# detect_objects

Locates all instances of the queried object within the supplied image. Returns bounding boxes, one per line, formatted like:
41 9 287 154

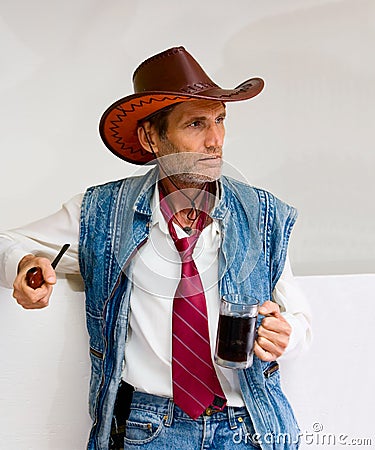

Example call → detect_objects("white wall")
1 274 374 449
0 276 91 449
0 0 374 275
281 275 375 449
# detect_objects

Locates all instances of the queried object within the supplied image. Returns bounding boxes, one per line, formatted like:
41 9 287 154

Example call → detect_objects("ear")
137 123 159 155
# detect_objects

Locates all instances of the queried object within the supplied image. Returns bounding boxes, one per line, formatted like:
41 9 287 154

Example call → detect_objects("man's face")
154 100 226 185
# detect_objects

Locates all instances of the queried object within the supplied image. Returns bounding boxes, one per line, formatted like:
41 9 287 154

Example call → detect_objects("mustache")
203 145 222 155
156 151 222 165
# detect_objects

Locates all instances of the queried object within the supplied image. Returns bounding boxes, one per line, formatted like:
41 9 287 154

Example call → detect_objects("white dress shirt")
0 189 312 406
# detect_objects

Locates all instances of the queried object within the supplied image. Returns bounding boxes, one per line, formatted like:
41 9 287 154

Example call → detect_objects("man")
0 47 311 449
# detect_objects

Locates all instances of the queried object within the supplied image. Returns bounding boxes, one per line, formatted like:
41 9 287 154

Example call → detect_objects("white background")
1 1 374 449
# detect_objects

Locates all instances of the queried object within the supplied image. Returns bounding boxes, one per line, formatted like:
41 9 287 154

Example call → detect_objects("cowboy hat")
99 46 264 165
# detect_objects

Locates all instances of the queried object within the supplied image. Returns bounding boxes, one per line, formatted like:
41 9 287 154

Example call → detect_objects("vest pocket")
90 347 104 359
89 347 104 420
86 312 105 355
263 361 281 393
263 361 279 379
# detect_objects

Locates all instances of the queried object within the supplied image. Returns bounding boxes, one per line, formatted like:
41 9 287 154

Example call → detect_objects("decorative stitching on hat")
217 82 256 99
107 95 187 153
180 82 217 94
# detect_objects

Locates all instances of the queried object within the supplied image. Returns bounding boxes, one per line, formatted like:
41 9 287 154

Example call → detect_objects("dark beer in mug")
214 295 259 369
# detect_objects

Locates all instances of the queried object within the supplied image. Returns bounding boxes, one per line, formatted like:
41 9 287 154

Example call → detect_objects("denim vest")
79 167 300 450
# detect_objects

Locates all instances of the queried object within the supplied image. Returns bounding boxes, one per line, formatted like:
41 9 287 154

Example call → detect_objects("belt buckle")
204 406 219 416
204 396 226 416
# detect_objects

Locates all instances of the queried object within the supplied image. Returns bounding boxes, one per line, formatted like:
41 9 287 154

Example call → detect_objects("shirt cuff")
279 311 313 361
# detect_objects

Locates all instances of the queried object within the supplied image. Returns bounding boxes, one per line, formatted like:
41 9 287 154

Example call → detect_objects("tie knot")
174 235 198 260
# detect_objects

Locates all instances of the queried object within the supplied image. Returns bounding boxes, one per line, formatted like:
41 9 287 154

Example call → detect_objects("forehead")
170 99 226 121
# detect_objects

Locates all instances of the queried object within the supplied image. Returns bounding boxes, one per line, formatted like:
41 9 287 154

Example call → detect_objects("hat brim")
99 77 264 165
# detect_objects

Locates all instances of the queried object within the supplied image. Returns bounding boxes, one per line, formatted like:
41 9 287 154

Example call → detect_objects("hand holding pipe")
25 244 70 289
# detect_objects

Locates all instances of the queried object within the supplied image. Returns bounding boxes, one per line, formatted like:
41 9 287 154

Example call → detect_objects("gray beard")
156 138 222 188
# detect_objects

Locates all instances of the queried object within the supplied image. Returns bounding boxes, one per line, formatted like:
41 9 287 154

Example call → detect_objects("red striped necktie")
159 191 226 419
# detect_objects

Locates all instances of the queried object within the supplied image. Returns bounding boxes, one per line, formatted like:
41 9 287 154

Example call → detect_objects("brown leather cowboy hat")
99 46 264 165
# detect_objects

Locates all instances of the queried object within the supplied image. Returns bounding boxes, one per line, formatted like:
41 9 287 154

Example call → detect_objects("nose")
204 124 224 150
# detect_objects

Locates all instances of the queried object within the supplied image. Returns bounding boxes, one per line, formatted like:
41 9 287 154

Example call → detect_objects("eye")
188 120 202 128
216 115 225 124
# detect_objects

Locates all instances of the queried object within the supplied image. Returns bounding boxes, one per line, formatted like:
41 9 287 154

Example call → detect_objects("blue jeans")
123 391 260 449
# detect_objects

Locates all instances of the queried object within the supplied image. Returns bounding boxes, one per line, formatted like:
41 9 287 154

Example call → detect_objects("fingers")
254 327 288 361
13 255 56 309
254 340 277 362
13 286 53 309
254 301 292 361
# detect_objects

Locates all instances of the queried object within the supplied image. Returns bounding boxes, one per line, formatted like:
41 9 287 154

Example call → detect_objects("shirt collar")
151 183 168 234
151 182 221 237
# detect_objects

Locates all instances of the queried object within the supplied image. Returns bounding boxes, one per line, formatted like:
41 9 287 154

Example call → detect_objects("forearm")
0 193 83 288
273 256 313 360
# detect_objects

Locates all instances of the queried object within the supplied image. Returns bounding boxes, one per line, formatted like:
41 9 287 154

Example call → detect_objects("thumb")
40 262 57 285
258 300 280 317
